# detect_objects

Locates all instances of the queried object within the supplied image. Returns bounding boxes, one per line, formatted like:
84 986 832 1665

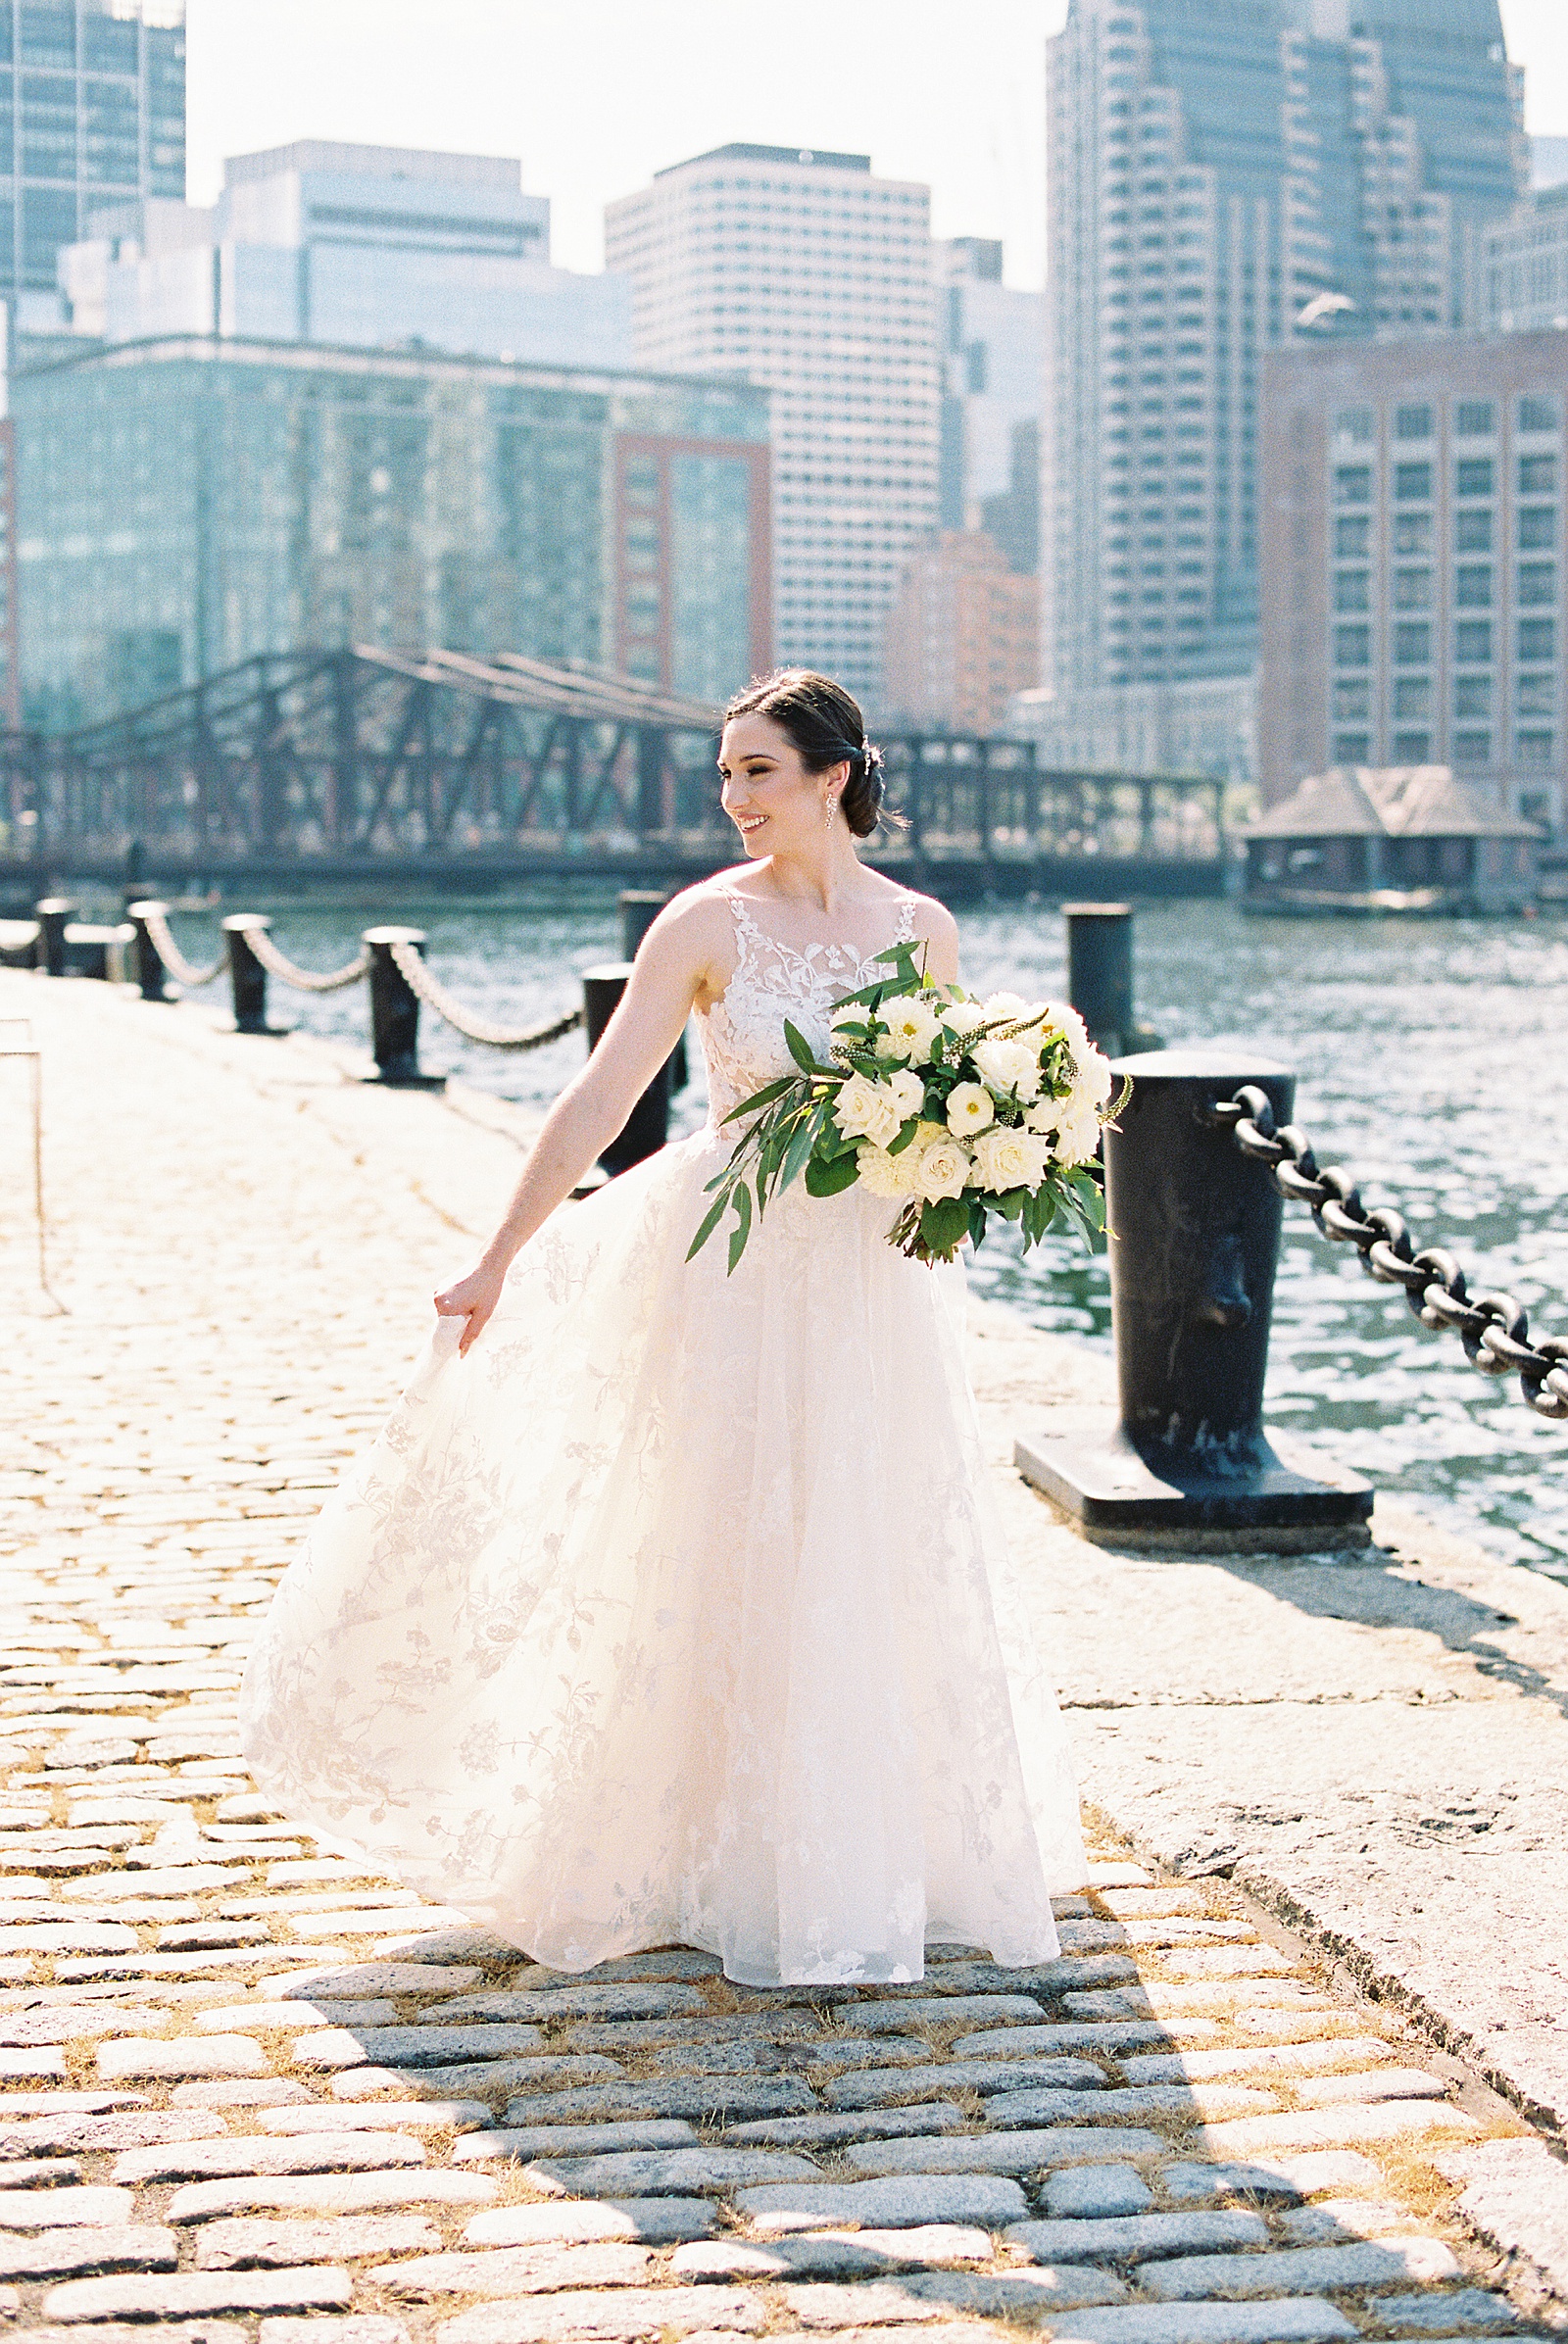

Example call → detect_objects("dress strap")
893 892 917 947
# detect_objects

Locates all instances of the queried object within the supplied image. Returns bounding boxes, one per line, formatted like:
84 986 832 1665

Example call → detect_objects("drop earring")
823 795 838 828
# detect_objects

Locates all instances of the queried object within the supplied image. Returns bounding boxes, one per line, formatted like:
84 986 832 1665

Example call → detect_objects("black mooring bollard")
124 901 171 1001
362 927 446 1091
1064 902 1161 1055
222 913 286 1036
1015 1049 1372 1544
33 897 74 977
617 888 688 1096
583 960 668 1177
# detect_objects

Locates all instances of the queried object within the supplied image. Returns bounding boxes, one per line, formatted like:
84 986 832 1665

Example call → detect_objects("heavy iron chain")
244 928 372 993
387 938 584 1052
1206 1086 1568 1424
141 905 223 989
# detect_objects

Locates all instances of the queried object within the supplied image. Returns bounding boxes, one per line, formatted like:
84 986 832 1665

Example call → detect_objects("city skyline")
182 0 1568 293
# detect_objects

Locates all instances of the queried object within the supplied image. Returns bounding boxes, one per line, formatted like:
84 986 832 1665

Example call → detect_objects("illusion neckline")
715 880 917 982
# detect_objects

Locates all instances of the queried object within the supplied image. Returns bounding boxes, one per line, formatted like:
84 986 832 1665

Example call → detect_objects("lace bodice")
698 884 918 1122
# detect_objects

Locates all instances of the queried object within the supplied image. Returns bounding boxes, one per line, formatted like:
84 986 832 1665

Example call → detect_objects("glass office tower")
2 0 184 316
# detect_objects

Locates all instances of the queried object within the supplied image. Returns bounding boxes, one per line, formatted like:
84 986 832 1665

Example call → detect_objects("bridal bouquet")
690 943 1126 1272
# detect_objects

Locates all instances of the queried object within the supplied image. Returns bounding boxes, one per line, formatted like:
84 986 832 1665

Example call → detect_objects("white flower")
1053 1100 1103 1166
1024 1096 1066 1136
970 1036 1043 1103
1075 1046 1114 1107
912 1136 972 1201
970 1124 1045 1194
1039 1001 1093 1058
945 1080 995 1138
939 997 987 1037
834 1070 904 1149
830 1002 871 1042
884 1067 926 1120
856 1142 919 1197
875 996 944 1063
981 990 1034 1025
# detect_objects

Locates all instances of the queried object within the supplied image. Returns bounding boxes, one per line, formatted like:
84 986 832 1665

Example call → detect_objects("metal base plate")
1015 1407 1372 1544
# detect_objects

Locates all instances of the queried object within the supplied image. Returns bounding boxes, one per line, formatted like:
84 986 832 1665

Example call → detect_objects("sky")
184 0 1568 290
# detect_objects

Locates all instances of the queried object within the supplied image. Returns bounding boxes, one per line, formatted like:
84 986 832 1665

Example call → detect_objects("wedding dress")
240 882 1085 1986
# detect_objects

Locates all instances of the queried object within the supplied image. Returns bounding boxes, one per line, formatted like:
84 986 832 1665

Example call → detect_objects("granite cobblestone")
0 972 1544 2343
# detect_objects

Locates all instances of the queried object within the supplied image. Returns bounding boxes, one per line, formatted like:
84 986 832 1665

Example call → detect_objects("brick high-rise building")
883 529 1039 734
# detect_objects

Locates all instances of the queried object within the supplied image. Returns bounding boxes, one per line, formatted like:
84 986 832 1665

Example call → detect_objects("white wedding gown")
240 883 1085 1986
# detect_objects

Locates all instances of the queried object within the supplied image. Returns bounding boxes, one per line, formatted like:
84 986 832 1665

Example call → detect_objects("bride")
241 668 1086 1987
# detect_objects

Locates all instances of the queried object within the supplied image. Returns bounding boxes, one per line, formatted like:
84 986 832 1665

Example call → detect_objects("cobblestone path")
0 972 1547 2341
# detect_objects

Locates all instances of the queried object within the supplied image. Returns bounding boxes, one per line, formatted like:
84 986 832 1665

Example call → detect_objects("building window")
1334 570 1370 612
1456 459 1494 498
1456 620 1493 663
1519 395 1560 435
1520 454 1557 495
1518 561 1557 607
1394 677 1431 719
1394 513 1432 555
1395 404 1433 440
1395 566 1431 610
1451 729 1492 766
1393 730 1431 761
1456 401 1494 437
1334 732 1371 762
1334 464 1372 505
1335 407 1374 444
1334 624 1370 667
1519 617 1556 661
1456 509 1493 553
1395 462 1432 502
1517 729 1555 767
1454 675 1493 719
1519 505 1557 550
1394 622 1431 664
1335 514 1370 559
1334 679 1370 721
1517 673 1556 716
1455 563 1493 608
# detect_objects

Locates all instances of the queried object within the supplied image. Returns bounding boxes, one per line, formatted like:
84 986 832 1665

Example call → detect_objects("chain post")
582 961 668 1176
222 913 286 1035
362 927 445 1090
33 897 74 977
1015 1049 1373 1544
124 900 172 1001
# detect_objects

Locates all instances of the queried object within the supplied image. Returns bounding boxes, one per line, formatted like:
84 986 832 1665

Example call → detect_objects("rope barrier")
140 905 224 989
245 929 371 994
387 938 584 1051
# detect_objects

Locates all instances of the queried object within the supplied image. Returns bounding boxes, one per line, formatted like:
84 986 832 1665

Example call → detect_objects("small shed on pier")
1244 764 1539 913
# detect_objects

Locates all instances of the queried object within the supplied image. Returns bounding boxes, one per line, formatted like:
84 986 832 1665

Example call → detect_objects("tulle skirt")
239 1125 1085 1985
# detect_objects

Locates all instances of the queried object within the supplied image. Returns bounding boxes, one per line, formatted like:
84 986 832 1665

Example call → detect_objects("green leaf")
967 1199 989 1250
887 1117 919 1156
687 1188 730 1260
720 1074 799 1126
918 1196 970 1256
726 1178 753 1275
783 1019 831 1075
805 1150 861 1198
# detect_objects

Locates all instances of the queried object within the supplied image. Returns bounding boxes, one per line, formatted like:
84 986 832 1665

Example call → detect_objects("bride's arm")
435 894 724 1349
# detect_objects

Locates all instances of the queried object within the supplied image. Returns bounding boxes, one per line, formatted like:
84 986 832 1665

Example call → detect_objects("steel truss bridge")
0 648 1228 900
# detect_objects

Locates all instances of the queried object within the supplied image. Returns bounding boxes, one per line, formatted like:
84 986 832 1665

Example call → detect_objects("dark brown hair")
724 668 887 838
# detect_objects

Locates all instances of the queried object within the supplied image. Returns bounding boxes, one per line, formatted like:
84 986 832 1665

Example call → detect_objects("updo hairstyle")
724 668 887 838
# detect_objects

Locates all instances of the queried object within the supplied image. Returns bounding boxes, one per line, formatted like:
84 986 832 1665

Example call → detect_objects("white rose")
969 1036 1044 1103
1054 1101 1103 1166
945 1079 995 1138
834 1070 904 1148
875 996 944 1063
981 990 1034 1025
939 997 987 1037
970 1124 1040 1194
884 1067 926 1120
912 1136 972 1201
856 1143 918 1197
1024 1096 1066 1136
1075 1047 1114 1107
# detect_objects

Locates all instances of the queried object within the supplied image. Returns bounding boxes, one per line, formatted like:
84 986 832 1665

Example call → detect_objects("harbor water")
162 891 1568 1581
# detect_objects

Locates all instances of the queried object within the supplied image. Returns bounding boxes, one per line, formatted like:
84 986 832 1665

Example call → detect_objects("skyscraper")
936 238 1042 577
3 0 185 328
606 143 938 706
1044 0 1524 704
